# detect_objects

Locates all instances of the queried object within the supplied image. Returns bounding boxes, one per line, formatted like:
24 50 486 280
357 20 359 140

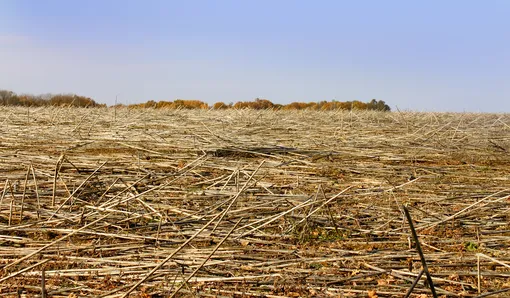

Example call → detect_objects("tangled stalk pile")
0 106 509 297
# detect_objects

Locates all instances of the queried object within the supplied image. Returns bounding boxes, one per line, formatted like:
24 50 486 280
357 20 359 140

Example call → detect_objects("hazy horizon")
2 0 510 112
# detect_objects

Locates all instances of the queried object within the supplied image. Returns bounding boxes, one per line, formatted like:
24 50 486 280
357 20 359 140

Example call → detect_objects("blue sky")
1 0 509 111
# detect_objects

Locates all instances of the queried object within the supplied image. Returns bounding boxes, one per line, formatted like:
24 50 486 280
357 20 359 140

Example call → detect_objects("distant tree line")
127 99 209 109
1 88 390 111
0 89 106 107
126 98 391 111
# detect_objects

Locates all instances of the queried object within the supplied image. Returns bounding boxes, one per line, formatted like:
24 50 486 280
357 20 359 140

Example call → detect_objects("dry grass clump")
0 106 509 297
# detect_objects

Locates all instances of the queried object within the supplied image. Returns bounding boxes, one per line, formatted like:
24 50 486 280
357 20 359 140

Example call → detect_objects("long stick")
48 160 107 220
237 197 313 238
170 218 242 298
4 213 110 269
477 254 481 294
30 164 41 220
52 154 65 207
212 160 264 232
20 165 30 223
0 259 49 283
403 205 437 298
474 288 510 298
41 267 47 298
121 212 222 297
476 253 510 269
416 189 509 231
404 269 424 298
294 185 353 226
0 179 8 205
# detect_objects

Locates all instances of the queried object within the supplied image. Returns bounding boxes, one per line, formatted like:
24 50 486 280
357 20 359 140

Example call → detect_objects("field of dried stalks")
0 106 509 297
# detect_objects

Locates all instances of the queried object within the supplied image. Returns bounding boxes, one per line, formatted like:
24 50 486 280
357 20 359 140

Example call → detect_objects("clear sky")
1 0 509 112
